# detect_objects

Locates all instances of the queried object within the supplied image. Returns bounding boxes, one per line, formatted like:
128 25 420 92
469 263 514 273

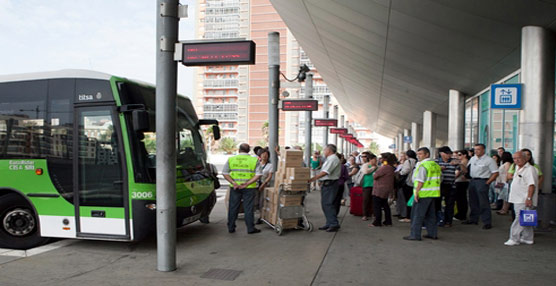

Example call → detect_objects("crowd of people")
222 142 540 246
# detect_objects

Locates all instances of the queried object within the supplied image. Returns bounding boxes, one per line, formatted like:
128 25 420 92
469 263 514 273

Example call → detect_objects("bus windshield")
118 82 208 183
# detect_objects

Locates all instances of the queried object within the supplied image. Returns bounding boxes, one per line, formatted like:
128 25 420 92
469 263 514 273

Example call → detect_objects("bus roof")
0 69 114 83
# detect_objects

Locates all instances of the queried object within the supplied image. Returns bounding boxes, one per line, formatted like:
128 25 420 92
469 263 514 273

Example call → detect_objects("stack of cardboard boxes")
261 149 310 229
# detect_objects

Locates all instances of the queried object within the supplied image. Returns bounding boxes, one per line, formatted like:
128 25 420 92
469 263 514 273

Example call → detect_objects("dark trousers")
228 187 256 232
334 182 345 215
409 197 437 239
468 179 492 225
362 187 373 217
438 183 457 224
454 182 469 220
401 184 413 219
371 195 392 226
321 180 340 228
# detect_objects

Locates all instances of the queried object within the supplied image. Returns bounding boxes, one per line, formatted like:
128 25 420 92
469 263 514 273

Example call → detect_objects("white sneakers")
504 239 534 246
519 239 534 245
504 239 520 246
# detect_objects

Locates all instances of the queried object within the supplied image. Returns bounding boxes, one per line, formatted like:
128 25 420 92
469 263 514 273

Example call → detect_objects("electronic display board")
330 128 348 134
181 40 256 66
281 99 319 111
313 119 338 127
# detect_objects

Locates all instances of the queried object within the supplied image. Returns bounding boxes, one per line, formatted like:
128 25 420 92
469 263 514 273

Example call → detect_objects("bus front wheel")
0 193 49 249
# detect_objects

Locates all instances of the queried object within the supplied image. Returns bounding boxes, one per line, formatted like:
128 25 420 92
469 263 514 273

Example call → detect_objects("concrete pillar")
403 128 410 153
339 115 345 154
411 122 421 151
397 133 403 158
333 105 338 148
519 26 556 227
423 111 437 157
448 89 465 150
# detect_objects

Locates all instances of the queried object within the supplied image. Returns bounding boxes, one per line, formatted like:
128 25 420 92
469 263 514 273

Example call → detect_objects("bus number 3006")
131 192 154 199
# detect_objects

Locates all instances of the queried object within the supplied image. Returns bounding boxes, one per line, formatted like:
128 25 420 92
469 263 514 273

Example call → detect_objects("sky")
0 0 197 98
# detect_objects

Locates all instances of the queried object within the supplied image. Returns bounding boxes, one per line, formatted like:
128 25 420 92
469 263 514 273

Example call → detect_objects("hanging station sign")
180 40 256 66
281 99 319 111
330 128 348 134
313 119 338 127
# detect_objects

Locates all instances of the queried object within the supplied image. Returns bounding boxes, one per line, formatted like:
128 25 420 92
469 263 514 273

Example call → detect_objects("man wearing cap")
436 146 458 227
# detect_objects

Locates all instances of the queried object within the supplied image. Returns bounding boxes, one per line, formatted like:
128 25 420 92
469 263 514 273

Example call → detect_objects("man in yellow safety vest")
403 147 441 241
223 143 262 234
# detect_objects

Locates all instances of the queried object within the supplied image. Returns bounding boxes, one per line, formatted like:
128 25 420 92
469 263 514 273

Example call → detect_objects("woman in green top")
310 151 323 191
360 152 378 221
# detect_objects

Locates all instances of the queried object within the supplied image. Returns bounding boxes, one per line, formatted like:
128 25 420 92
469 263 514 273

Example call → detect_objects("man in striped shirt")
435 146 458 227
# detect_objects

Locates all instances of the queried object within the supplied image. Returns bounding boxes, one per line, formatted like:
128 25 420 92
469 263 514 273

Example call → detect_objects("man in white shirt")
505 151 538 246
463 144 498 229
309 144 341 232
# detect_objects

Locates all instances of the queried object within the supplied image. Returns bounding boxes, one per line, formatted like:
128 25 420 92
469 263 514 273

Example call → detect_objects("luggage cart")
261 184 313 235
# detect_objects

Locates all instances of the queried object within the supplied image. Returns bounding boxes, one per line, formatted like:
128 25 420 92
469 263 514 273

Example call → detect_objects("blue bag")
519 209 537 227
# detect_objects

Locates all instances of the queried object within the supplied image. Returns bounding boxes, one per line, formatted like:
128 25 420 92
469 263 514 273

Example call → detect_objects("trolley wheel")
275 225 283 236
304 221 314 232
0 193 49 249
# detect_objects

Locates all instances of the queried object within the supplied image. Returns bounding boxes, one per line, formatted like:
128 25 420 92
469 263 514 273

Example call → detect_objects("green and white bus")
0 70 219 249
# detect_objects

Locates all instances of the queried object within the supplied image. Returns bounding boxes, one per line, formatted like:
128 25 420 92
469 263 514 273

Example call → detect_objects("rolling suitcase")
350 186 363 216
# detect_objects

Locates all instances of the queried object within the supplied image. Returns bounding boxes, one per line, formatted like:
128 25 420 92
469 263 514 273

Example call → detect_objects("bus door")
73 106 130 239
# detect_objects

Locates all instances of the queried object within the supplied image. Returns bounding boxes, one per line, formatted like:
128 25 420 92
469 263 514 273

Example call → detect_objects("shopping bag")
519 209 537 227
407 194 414 207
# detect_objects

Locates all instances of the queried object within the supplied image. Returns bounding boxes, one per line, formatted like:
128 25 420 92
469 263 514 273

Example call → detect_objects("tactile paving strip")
200 268 242 281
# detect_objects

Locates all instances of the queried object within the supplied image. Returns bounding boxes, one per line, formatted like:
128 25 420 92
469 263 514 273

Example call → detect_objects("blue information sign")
491 84 522 109
388 144 396 149
403 136 412 143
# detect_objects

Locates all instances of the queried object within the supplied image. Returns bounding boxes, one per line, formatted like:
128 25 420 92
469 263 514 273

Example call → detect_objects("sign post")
490 84 522 109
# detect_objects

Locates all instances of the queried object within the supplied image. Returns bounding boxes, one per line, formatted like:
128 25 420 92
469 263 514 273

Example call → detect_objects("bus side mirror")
132 110 149 132
213 125 221 141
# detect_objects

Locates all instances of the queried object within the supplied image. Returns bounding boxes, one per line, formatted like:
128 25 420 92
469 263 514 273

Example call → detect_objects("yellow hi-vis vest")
413 160 441 198
228 154 259 188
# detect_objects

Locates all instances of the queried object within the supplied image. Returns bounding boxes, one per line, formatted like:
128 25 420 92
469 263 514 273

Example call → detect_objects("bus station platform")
1 190 555 286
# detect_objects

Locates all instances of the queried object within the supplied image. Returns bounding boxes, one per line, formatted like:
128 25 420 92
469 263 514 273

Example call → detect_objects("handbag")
519 209 538 227
353 169 365 187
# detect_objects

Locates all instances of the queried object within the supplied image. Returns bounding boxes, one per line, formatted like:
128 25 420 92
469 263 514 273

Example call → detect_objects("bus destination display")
314 119 338 127
281 99 319 111
182 40 256 66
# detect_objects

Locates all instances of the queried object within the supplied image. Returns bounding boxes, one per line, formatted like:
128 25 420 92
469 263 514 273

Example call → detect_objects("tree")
255 139 268 148
368 141 380 155
218 137 238 154
261 121 269 142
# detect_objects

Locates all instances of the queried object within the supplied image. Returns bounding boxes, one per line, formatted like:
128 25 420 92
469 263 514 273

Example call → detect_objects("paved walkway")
1 190 555 286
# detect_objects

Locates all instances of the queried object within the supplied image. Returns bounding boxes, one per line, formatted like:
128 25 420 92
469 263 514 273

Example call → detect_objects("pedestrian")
256 148 273 216
403 147 442 241
489 154 502 205
360 152 378 221
453 150 470 221
436 146 458 227
308 144 342 232
506 149 543 219
462 143 498 229
492 152 512 213
345 156 360 204
370 153 397 227
399 150 417 223
504 151 538 246
352 150 362 166
497 147 505 158
334 153 349 215
310 151 323 191
223 143 262 234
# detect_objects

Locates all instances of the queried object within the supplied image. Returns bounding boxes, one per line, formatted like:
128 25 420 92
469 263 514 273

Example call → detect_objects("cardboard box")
280 218 299 229
264 187 278 204
279 194 303 206
286 167 310 181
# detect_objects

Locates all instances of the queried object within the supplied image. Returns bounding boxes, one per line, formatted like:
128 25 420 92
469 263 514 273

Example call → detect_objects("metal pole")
333 105 338 148
304 73 313 167
323 95 330 147
268 32 280 172
345 120 349 155
156 0 178 272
